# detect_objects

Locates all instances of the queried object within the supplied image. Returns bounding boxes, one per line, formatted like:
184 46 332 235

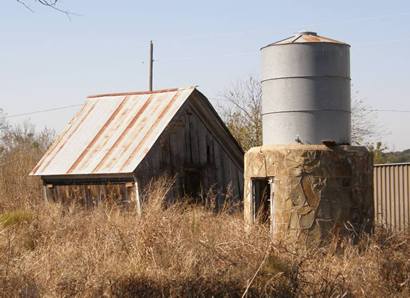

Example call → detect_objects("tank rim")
260 42 351 50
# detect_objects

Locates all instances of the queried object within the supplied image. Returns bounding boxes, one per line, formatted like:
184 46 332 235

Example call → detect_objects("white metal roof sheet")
31 87 195 176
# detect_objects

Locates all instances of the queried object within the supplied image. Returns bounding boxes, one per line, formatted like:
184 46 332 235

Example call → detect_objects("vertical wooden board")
189 112 200 166
232 164 240 199
42 185 48 202
198 118 208 166
97 185 102 204
155 141 163 173
102 184 107 201
54 186 60 202
145 146 155 173
176 114 187 171
226 154 234 191
91 185 98 205
227 160 236 197
64 186 70 203
213 141 222 191
135 180 142 216
222 152 229 194
63 186 68 203
166 133 175 174
75 185 81 201
207 137 217 189
184 112 192 165
54 186 60 203
105 184 112 203
158 133 168 171
66 186 71 203
119 183 127 205
169 131 181 174
238 168 244 198
44 185 54 202
126 184 135 208
52 186 58 202
115 184 121 202
53 185 58 202
84 185 89 207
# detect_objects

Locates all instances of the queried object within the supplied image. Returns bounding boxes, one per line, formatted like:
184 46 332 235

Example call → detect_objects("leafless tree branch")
16 0 34 12
218 76 262 151
15 0 79 19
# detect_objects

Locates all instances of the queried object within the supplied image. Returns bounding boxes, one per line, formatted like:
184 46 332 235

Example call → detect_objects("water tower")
244 32 374 243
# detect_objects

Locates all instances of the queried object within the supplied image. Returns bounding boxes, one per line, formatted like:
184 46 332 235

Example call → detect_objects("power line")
370 109 410 113
3 104 83 119
2 102 410 123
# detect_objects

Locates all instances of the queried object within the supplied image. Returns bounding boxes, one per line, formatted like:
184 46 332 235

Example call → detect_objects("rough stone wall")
244 145 373 244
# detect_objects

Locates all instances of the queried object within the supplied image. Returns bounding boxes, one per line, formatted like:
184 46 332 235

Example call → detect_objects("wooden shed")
30 87 244 210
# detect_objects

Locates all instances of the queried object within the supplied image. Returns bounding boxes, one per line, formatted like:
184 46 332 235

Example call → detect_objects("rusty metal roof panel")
31 87 195 176
262 31 349 48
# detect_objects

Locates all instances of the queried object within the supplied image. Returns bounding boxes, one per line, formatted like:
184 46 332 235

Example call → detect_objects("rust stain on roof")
91 94 154 173
66 96 130 174
119 90 181 171
33 102 97 175
30 87 196 176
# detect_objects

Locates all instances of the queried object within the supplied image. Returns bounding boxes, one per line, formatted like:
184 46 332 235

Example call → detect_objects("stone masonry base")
244 144 374 244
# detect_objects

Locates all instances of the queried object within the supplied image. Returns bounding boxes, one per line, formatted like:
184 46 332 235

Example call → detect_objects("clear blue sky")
1 0 409 149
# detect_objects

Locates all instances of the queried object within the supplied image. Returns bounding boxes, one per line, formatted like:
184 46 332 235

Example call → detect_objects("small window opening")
252 178 272 224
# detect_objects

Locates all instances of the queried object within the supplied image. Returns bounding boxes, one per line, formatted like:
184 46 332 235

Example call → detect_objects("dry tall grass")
0 124 409 297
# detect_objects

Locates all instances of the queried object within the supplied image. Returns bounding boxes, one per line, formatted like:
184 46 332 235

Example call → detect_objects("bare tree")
15 0 74 17
219 76 378 151
351 97 378 145
219 77 262 151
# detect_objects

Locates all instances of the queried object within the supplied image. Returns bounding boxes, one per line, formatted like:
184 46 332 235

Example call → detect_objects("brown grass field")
0 126 409 297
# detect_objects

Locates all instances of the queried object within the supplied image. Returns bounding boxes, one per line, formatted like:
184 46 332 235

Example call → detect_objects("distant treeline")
375 148 410 164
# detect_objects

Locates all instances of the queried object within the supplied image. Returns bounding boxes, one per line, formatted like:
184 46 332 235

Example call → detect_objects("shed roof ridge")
87 86 196 99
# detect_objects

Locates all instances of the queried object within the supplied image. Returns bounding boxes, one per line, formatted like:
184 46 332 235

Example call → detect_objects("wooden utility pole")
149 40 154 91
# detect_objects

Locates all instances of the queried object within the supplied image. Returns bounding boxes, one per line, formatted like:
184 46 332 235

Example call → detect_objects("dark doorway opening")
183 169 201 200
252 178 271 224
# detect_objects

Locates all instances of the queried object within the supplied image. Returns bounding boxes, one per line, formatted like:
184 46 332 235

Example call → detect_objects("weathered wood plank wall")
135 100 244 204
44 183 137 208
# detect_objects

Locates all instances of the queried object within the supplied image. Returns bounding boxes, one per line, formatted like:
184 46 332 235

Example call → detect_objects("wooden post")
43 183 54 202
125 182 135 209
134 180 142 216
43 184 48 202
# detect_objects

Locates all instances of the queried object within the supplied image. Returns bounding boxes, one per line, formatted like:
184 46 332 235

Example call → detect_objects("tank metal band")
261 75 350 83
261 109 351 116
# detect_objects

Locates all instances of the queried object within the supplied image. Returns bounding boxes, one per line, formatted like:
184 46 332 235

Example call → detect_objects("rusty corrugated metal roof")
263 31 348 48
31 87 195 176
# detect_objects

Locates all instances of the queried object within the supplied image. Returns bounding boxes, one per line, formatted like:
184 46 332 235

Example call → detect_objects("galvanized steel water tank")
261 31 351 145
